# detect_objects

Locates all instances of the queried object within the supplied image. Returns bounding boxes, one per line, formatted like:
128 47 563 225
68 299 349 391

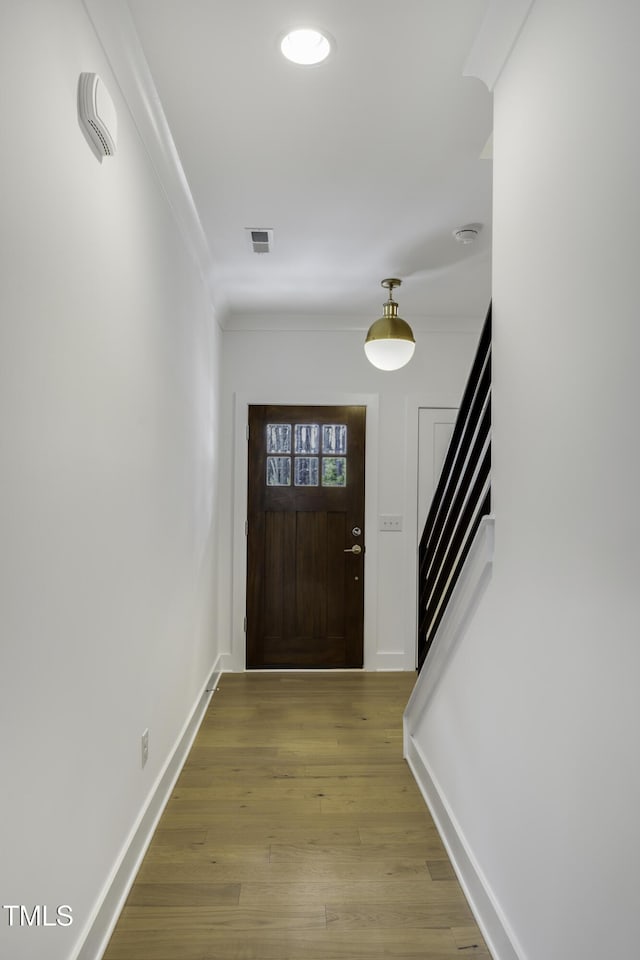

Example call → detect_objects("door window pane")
266 457 291 486
294 457 319 486
322 424 347 454
266 424 291 454
294 423 319 454
322 457 347 487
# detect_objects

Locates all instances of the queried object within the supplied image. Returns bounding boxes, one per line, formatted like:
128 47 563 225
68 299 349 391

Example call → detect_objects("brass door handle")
344 544 363 555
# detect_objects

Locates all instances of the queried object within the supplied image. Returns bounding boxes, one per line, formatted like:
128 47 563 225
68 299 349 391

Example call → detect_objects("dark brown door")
247 404 366 669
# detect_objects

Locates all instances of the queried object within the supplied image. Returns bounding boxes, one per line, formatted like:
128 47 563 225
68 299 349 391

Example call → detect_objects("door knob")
344 544 362 555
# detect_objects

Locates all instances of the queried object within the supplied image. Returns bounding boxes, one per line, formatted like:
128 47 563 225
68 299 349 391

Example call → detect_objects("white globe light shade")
364 337 415 371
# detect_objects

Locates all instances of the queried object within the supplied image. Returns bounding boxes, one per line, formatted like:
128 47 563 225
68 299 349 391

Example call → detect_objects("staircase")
417 304 492 671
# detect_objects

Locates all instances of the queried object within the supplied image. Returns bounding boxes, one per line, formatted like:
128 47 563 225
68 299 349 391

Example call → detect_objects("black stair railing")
417 304 492 671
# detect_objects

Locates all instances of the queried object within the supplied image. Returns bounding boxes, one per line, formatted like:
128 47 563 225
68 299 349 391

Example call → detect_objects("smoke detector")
245 228 274 254
78 73 117 158
453 224 481 244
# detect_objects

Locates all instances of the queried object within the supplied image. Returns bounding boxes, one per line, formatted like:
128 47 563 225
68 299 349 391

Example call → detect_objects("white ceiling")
125 0 493 328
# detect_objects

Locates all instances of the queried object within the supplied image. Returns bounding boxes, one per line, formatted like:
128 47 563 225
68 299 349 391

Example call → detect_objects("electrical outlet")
379 514 403 532
141 729 149 768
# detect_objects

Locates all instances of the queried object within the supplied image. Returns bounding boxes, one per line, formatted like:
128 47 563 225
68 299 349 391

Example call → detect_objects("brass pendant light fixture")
364 278 416 370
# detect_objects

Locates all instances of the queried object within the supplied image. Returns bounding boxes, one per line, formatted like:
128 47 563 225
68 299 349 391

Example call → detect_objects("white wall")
0 3 221 958
218 324 482 670
409 2 640 958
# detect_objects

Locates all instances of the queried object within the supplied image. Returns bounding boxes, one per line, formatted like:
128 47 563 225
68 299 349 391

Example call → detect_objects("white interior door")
417 408 458 539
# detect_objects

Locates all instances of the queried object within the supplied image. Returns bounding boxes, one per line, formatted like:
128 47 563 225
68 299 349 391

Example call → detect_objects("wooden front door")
246 404 366 669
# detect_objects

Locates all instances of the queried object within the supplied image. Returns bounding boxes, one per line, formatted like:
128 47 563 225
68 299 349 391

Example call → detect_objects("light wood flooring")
103 671 490 959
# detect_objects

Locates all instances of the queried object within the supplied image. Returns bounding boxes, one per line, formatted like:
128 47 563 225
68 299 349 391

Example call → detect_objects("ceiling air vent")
246 228 273 254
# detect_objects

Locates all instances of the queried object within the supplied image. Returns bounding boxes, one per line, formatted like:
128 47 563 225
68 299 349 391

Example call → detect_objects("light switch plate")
379 515 403 531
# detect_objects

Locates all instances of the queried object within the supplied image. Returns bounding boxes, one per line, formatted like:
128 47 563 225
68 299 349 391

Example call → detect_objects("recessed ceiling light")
280 28 331 65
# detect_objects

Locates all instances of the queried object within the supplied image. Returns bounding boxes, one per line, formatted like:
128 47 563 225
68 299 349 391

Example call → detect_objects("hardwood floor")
103 672 490 959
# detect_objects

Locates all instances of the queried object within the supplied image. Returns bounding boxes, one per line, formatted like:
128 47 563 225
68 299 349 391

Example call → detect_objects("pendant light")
364 278 415 370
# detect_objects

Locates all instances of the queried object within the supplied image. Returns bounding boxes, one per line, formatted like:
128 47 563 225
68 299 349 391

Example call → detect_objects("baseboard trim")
73 657 224 960
370 652 415 671
405 737 521 960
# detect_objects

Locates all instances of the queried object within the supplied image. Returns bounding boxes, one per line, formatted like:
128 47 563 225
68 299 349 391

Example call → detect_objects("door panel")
417 408 458 537
247 404 365 669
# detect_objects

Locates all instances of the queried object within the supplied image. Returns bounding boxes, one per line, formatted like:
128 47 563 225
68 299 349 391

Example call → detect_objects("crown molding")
82 0 217 311
463 0 536 90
